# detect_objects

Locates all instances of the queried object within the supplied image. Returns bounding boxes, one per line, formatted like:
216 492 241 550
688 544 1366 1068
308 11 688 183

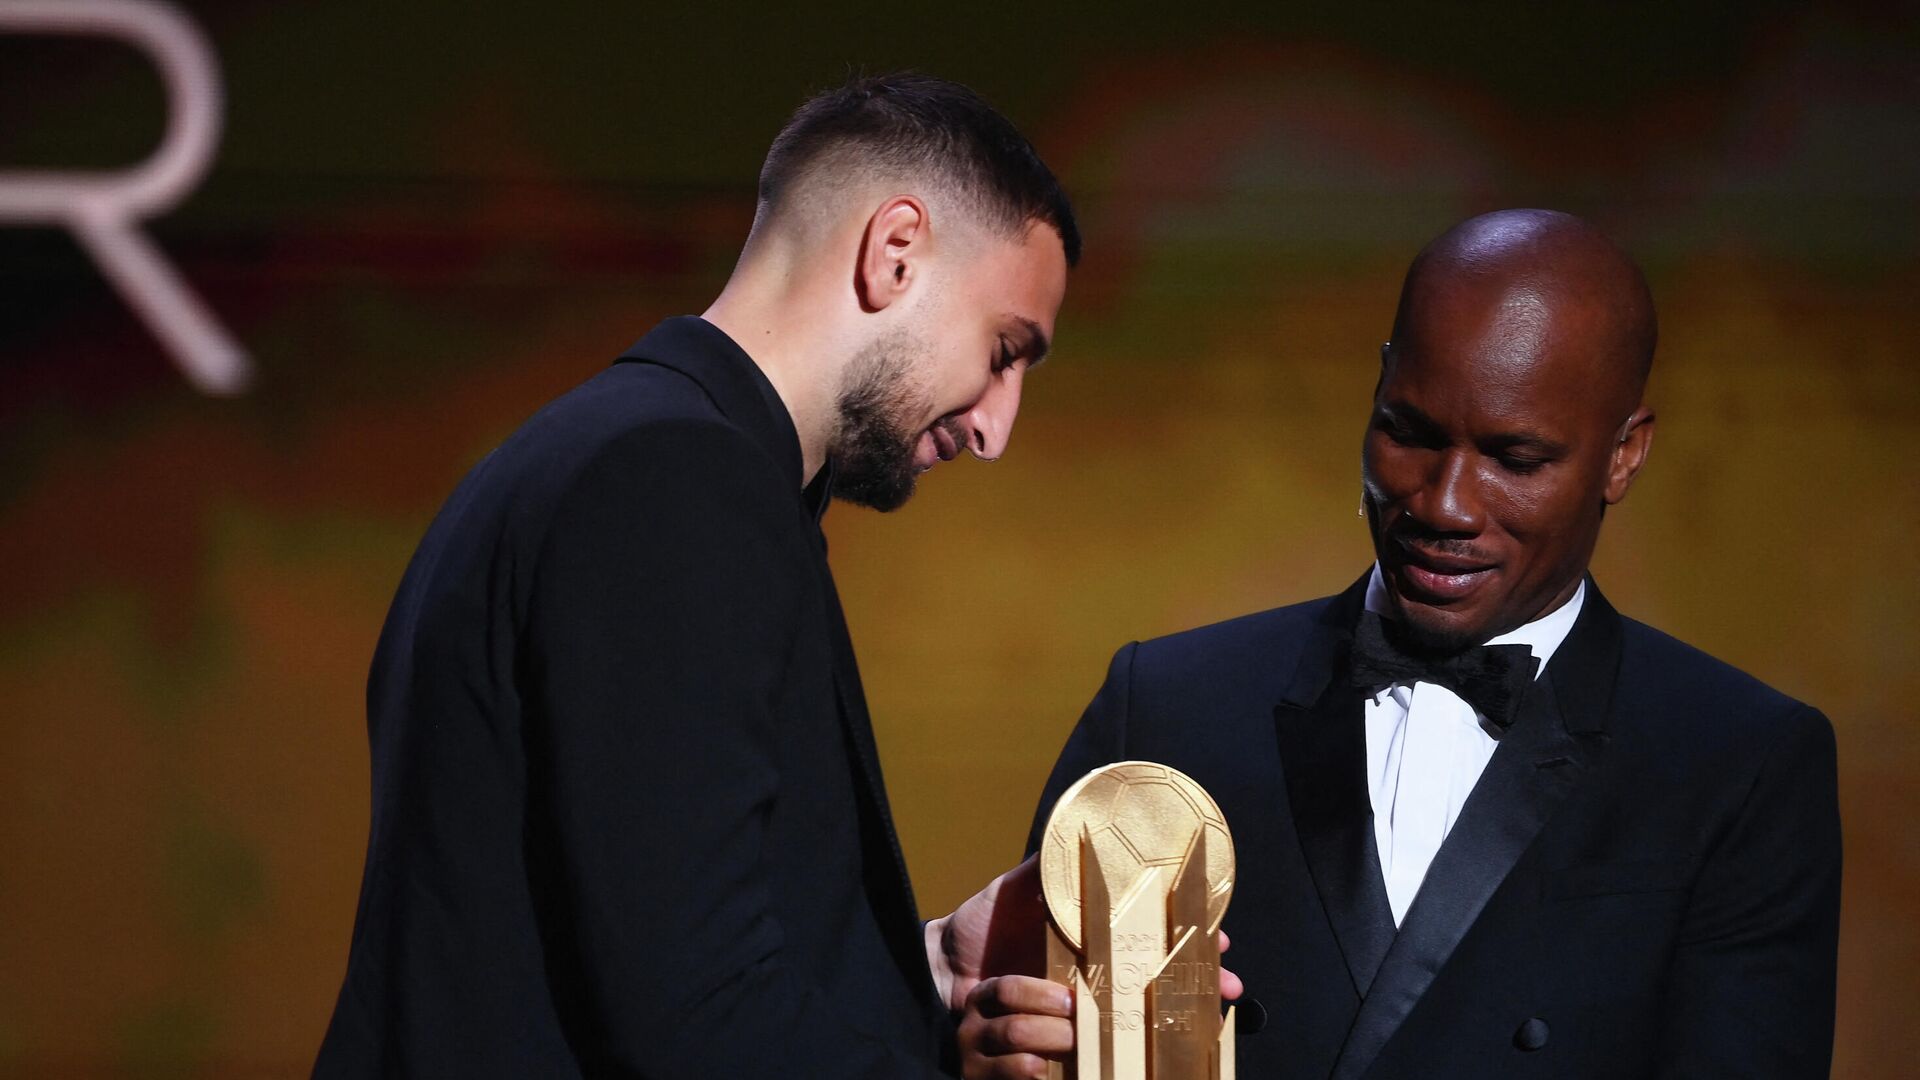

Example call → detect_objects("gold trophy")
1038 762 1237 1080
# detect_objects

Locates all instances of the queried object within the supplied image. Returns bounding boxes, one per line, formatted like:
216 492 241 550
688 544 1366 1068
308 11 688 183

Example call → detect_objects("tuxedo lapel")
1328 581 1621 1080
1276 694 1398 999
1274 578 1398 999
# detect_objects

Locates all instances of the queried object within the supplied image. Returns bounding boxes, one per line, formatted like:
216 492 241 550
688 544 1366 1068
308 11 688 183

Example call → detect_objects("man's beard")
830 331 934 512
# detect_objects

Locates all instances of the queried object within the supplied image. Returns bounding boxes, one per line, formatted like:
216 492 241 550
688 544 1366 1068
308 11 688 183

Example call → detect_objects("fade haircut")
755 73 1081 267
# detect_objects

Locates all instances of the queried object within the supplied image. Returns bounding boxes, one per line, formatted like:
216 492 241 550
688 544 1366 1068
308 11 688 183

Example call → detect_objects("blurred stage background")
3 1 1916 1076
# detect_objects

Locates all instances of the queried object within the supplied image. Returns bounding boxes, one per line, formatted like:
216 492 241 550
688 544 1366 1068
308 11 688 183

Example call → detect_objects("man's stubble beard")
830 329 936 512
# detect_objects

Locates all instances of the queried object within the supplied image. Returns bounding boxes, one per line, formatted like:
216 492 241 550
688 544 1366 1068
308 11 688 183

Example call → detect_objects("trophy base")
1044 859 1235 1079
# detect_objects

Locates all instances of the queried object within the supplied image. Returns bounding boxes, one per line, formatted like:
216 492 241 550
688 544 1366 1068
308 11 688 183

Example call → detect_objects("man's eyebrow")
1375 400 1437 428
1483 431 1570 456
1377 402 1566 454
1008 316 1051 367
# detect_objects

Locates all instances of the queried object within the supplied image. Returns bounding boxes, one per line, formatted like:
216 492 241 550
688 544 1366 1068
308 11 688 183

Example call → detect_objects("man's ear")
855 195 928 313
1605 404 1656 504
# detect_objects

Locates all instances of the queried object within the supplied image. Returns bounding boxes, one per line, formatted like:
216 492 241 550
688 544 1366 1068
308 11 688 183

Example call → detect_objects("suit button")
1513 1017 1550 1051
1235 998 1268 1034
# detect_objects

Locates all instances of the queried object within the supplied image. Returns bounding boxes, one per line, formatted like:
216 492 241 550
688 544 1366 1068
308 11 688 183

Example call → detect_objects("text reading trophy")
1038 762 1237 1080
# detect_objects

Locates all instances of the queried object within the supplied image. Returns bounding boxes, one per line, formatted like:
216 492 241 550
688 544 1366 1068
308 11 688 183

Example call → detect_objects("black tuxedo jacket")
316 318 951 1077
1030 575 1840 1079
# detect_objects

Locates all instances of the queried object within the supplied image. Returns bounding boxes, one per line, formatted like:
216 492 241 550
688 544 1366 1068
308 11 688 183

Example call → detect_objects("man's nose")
962 367 1024 462
1411 448 1484 534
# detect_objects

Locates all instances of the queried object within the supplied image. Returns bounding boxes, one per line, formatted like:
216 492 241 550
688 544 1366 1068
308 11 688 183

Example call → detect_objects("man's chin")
834 487 913 513
829 420 923 511
1386 596 1489 656
832 463 917 512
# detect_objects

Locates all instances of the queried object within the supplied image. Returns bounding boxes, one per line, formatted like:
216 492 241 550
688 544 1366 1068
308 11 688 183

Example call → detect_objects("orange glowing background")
2 3 1916 1076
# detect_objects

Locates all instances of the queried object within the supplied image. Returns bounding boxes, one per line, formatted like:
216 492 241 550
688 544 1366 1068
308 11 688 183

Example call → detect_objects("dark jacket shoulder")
1610 613 1830 776
425 363 795 570
1616 614 1809 718
1129 595 1338 685
493 362 785 507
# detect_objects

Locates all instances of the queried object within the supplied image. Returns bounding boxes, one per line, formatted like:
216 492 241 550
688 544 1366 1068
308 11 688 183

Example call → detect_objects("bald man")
998 211 1840 1079
316 75 1078 1077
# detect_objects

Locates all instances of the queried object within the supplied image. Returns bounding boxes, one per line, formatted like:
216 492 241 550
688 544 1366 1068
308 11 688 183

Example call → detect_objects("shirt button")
1513 1017 1550 1051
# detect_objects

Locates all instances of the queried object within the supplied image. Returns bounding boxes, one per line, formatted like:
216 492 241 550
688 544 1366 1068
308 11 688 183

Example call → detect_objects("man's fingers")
1221 964 1244 1001
974 1013 1075 1057
959 975 1075 1079
966 1051 1052 1080
1215 930 1244 1000
969 974 1074 1019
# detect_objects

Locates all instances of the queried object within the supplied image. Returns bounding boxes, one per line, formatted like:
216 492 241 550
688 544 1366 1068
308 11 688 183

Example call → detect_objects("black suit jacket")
316 318 951 1077
1030 574 1840 1079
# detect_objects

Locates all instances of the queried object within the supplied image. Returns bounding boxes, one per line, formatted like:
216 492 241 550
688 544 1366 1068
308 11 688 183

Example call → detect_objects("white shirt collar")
1363 563 1586 678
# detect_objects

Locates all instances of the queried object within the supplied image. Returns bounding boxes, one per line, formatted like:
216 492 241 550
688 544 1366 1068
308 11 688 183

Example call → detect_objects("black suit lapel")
1274 577 1398 998
816 563 926 939
814 532 955 1059
1329 580 1621 1080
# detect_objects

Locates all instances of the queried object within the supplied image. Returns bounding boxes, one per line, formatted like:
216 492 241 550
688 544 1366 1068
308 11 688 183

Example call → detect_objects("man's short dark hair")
758 73 1081 267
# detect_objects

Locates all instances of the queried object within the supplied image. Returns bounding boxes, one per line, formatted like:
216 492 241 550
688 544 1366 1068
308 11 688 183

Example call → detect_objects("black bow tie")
1345 611 1541 731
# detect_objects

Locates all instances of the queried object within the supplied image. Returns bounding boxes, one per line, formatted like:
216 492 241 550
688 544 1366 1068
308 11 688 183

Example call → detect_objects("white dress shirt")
1362 565 1585 926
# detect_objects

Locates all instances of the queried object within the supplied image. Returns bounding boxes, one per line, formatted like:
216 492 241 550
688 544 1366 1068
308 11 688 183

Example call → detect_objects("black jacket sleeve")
1654 704 1842 1078
519 420 946 1077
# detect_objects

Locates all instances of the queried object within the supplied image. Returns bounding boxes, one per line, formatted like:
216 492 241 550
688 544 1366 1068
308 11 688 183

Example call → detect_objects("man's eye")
1499 454 1549 474
1376 419 1418 446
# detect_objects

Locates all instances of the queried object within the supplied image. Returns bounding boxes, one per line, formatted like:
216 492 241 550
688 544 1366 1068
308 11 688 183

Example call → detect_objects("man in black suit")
315 74 1081 1077
965 210 1841 1078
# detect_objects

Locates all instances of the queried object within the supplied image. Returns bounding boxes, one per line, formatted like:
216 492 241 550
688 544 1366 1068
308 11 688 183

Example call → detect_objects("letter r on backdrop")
0 0 249 396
